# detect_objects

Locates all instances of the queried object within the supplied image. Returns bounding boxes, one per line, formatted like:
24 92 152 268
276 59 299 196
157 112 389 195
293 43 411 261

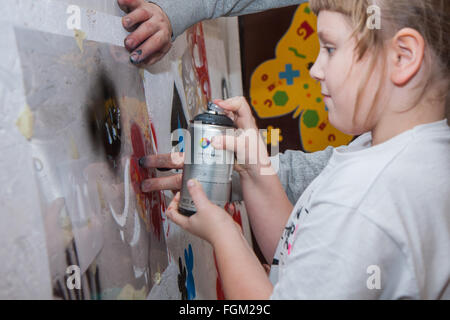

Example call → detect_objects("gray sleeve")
150 0 307 39
231 147 333 204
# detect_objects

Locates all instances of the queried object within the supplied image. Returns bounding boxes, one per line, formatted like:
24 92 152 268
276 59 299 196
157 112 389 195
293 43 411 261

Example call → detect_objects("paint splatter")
69 136 80 159
16 104 34 140
130 123 163 239
184 244 196 300
178 257 188 300
116 284 147 300
74 29 86 53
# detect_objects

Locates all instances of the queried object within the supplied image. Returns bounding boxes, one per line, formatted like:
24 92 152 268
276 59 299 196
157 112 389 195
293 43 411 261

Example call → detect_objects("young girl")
166 0 450 299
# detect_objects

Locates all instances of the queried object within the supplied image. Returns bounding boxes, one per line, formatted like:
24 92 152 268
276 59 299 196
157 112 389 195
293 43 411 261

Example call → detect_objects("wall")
0 0 246 300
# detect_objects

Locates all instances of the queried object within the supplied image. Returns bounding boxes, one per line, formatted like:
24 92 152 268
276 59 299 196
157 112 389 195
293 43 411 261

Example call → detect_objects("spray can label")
179 122 235 214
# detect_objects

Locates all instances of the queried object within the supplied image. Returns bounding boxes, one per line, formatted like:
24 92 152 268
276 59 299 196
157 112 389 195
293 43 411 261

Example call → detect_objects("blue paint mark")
184 244 196 300
279 64 300 85
177 115 185 152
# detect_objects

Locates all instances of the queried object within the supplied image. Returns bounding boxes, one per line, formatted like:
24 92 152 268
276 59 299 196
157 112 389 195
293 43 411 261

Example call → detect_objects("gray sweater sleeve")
150 0 307 39
232 147 333 205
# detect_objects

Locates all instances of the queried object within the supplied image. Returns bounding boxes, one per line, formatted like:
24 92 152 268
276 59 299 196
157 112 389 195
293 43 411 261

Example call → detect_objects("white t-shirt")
270 120 450 299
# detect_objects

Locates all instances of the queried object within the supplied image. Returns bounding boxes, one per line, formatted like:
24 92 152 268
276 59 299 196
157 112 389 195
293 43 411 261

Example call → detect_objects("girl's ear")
389 28 425 86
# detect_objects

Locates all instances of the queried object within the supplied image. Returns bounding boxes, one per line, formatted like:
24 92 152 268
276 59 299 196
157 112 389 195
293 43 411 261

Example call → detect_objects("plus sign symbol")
279 64 300 86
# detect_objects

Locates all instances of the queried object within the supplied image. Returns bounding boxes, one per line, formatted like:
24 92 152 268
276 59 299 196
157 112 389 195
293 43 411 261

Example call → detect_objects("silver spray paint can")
179 102 235 216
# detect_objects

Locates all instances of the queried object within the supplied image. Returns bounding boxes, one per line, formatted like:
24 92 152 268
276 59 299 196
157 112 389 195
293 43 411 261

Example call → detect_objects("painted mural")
0 0 250 300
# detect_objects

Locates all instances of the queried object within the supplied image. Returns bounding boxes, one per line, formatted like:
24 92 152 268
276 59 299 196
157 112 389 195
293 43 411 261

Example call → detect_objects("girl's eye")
325 47 336 55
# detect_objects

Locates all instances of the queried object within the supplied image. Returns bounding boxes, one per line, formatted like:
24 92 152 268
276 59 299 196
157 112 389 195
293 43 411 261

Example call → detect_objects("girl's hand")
212 97 275 179
166 179 239 245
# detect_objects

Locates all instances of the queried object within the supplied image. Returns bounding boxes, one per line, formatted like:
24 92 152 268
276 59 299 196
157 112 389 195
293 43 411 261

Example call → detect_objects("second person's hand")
139 152 185 193
118 0 173 66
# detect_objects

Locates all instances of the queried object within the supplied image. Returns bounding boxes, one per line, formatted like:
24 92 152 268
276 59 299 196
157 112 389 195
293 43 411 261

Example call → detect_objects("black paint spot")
86 71 122 171
178 257 188 300
307 62 314 70
221 78 229 100
171 84 188 152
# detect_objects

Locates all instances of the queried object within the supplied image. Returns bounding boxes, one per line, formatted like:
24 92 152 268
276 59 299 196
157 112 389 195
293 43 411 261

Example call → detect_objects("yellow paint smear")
117 284 147 300
139 68 145 82
16 104 34 140
74 29 86 53
69 136 80 159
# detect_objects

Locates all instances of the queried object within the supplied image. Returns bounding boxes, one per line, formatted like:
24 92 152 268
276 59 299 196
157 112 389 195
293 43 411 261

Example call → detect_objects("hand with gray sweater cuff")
118 0 306 66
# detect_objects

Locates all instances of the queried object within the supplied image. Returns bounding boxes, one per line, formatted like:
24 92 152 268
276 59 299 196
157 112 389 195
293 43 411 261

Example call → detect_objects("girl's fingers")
214 96 251 116
213 97 257 130
186 180 210 212
166 192 189 227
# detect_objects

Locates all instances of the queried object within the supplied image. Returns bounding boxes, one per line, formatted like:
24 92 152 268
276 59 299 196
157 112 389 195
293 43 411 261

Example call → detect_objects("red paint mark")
166 223 170 238
150 122 158 151
130 122 163 240
253 100 258 105
308 140 313 145
264 99 273 108
131 124 146 159
328 134 336 142
225 202 243 229
307 93 311 98
261 74 269 82
150 190 163 240
129 157 143 195
267 84 276 92
187 23 211 100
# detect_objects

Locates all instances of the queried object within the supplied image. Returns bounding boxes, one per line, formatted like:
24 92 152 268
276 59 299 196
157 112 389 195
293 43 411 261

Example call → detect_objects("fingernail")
124 17 131 27
139 157 146 168
130 49 142 64
187 179 195 188
125 38 134 48
141 181 150 192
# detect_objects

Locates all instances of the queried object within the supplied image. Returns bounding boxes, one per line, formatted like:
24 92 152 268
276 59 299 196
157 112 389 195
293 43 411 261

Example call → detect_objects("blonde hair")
310 0 450 117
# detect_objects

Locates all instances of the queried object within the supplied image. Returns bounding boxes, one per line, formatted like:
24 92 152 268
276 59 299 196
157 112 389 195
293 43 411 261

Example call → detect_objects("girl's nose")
310 59 325 82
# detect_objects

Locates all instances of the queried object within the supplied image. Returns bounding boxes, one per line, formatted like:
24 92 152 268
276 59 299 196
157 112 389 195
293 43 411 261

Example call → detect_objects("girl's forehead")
317 11 354 38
